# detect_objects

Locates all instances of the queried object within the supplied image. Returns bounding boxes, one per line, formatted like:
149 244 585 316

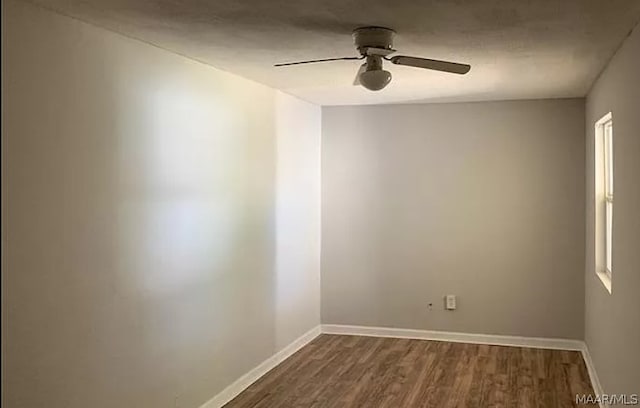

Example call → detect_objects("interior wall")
585 24 640 398
322 99 585 339
1 1 320 407
274 92 321 349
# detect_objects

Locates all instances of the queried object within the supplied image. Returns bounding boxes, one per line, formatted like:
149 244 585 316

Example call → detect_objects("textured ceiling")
31 0 640 105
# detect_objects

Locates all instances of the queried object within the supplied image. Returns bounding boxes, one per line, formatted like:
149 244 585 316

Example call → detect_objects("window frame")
594 112 613 293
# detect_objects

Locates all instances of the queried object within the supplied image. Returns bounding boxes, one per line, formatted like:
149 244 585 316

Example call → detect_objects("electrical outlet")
445 295 456 310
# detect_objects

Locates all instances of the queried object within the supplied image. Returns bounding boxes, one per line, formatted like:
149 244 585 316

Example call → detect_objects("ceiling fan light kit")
275 26 471 92
359 68 392 91
356 52 392 91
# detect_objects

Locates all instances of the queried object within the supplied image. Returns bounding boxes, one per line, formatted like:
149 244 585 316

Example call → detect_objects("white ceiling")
32 0 640 105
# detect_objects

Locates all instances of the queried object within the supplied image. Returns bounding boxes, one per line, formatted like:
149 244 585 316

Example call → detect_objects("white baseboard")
581 343 604 407
321 324 584 351
199 325 321 408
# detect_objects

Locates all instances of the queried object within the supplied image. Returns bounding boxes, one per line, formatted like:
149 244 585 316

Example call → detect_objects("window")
603 120 613 276
595 112 613 293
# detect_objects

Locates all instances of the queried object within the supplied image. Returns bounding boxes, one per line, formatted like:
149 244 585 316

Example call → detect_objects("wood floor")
223 334 596 408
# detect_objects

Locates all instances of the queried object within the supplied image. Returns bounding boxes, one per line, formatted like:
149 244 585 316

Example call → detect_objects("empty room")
2 0 639 407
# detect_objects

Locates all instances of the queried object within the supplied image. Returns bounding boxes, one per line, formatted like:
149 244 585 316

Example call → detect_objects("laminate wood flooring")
223 334 596 408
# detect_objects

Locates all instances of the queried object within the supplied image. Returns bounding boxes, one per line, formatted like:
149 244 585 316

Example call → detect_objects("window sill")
596 270 612 294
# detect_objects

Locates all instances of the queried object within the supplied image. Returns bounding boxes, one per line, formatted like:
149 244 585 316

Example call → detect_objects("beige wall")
274 92 321 349
1 1 320 407
585 24 640 399
322 99 585 339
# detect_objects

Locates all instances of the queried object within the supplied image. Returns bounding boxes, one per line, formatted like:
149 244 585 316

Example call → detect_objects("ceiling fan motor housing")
353 26 396 55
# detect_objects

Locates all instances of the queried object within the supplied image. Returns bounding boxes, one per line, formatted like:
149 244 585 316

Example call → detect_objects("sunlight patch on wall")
116 82 247 295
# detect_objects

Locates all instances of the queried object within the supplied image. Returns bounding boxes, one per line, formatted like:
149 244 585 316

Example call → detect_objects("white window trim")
594 112 613 294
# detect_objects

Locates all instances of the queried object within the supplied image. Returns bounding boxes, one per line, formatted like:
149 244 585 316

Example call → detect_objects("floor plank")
223 334 596 408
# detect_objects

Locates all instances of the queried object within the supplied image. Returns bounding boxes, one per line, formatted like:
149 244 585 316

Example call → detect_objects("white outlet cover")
445 295 456 310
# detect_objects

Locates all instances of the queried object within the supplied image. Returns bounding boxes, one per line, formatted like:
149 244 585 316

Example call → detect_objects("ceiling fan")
274 26 471 91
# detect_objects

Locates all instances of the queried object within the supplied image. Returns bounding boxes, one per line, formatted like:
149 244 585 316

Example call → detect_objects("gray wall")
1 1 320 407
585 24 640 398
322 99 585 339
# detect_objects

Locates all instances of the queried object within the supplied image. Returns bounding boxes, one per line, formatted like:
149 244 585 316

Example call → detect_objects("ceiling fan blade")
274 56 362 67
389 56 470 74
353 63 367 85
